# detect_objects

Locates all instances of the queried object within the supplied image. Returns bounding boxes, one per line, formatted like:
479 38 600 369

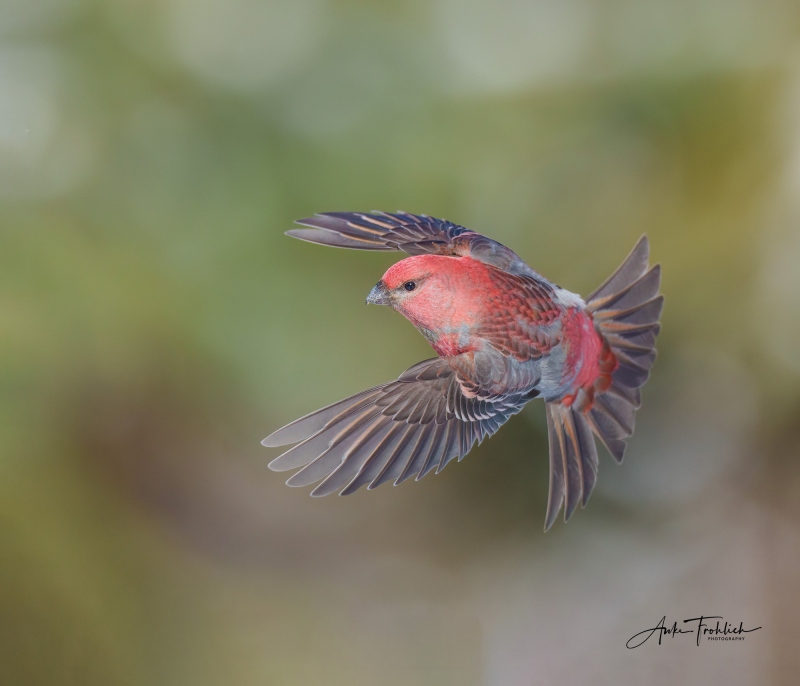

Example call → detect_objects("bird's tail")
543 236 662 530
544 402 599 531
586 235 662 459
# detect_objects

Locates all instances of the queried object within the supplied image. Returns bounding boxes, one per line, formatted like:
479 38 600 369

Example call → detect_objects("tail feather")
544 235 662 530
545 405 566 531
605 325 659 351
594 393 635 435
559 409 584 521
596 295 663 328
587 234 662 463
606 383 641 409
586 235 650 303
616 347 657 371
589 264 661 314
544 403 599 531
584 410 627 462
613 360 651 390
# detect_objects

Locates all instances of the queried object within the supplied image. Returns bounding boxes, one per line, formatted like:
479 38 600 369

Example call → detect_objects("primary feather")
265 212 662 530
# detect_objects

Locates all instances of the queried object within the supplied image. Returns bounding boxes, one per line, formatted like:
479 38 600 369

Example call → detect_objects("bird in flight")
263 212 662 529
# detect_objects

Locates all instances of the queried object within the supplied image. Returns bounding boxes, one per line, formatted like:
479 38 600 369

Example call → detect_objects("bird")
262 212 662 530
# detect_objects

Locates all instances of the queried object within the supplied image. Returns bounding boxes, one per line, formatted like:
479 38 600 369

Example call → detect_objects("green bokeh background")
2 1 800 684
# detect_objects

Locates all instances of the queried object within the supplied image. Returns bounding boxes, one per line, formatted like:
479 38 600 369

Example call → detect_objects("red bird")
263 212 662 529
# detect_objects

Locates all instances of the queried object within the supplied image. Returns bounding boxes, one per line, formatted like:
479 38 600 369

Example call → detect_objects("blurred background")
2 0 800 684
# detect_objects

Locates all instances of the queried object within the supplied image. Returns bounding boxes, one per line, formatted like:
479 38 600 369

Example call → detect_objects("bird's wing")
287 211 545 279
262 355 534 496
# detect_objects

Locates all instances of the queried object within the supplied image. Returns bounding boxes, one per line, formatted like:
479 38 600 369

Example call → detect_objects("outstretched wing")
287 211 545 279
262 355 535 497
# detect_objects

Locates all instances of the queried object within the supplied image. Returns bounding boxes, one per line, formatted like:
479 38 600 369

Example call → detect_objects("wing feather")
311 418 395 497
269 404 377 472
285 410 383 487
368 424 423 489
288 211 547 279
264 354 534 496
395 423 437 485
263 386 385 449
417 423 448 480
340 421 408 495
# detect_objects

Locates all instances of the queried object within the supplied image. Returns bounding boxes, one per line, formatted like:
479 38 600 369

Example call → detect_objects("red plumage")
264 212 662 530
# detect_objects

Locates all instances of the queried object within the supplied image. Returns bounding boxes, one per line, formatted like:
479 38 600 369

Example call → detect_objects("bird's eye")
403 281 416 292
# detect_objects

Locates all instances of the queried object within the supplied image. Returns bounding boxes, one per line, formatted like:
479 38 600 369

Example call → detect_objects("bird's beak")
366 281 391 306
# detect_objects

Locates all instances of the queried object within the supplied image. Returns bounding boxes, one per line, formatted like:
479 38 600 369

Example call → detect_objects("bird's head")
366 255 435 308
366 254 483 335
